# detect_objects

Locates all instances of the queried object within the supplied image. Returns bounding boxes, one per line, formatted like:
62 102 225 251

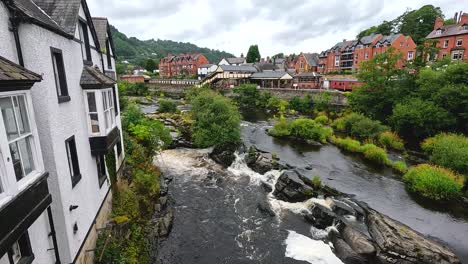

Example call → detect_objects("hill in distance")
110 25 234 65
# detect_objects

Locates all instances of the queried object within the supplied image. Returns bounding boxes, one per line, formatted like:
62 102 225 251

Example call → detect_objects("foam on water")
284 231 344 264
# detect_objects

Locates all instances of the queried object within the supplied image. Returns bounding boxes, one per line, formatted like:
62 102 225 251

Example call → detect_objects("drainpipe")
47 207 62 264
9 12 24 67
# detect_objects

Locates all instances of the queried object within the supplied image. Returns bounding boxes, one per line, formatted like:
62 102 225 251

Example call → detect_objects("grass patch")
422 133 468 176
311 176 322 188
403 164 465 200
379 131 405 151
391 161 408 174
362 145 390 165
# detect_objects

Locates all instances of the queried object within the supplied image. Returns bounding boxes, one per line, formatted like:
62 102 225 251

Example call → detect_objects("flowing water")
153 117 468 263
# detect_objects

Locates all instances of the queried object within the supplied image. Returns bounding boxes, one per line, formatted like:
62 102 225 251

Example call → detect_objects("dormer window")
436 29 442 35
463 24 468 30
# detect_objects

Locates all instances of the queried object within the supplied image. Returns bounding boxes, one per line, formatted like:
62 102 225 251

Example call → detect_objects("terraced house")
426 12 468 61
159 53 209 78
0 0 124 263
318 33 416 73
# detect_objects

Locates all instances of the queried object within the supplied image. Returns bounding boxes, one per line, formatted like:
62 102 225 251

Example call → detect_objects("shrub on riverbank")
96 103 172 264
379 131 405 151
331 137 362 152
391 161 408 174
332 113 388 141
362 144 390 165
422 133 468 176
158 99 178 113
191 89 241 148
270 118 332 143
314 115 329 125
403 164 465 200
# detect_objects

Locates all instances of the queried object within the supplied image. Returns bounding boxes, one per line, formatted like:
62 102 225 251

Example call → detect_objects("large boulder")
367 210 461 264
245 146 285 174
273 170 316 202
210 144 238 167
331 237 369 264
341 226 376 257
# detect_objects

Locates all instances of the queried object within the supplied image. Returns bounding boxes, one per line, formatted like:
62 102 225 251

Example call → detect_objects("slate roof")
376 34 401 45
360 33 382 45
254 63 279 71
295 72 321 78
426 24 468 39
32 0 81 35
199 64 215 68
6 0 70 37
92 17 108 49
226 57 246 64
250 71 292 79
81 66 116 89
0 55 42 83
273 58 286 64
219 65 258 73
303 53 319 66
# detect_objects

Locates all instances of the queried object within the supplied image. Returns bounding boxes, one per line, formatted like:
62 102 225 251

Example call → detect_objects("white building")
197 64 217 80
0 0 124 263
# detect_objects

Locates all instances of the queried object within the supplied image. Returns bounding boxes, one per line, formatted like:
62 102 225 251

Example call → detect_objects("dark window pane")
87 92 97 112
9 142 24 181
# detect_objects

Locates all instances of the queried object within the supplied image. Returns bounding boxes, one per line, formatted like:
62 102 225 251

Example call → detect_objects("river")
152 111 468 264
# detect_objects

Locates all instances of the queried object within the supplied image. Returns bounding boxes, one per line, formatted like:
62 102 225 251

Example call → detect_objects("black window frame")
79 19 92 63
65 136 81 188
106 38 112 69
96 155 107 188
50 47 70 103
7 231 34 264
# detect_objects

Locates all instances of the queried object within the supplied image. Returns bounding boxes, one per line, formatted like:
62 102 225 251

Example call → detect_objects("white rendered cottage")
0 0 124 263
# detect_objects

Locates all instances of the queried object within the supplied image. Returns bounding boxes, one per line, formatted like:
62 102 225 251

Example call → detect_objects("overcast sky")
88 0 460 57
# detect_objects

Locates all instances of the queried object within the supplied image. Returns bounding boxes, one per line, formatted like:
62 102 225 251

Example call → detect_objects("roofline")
81 0 101 51
3 1 74 40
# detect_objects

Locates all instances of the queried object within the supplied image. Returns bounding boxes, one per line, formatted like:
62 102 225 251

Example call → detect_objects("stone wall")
146 84 348 106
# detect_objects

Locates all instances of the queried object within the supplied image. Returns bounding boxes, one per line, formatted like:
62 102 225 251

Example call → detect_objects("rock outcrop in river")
243 146 462 264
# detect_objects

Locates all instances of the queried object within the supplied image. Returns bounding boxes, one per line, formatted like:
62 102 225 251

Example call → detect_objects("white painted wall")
218 58 229 65
0 3 16 62
0 3 124 263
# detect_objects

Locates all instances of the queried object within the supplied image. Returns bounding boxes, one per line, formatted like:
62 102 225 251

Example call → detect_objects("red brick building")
120 75 145 83
159 53 209 78
426 12 468 61
294 53 319 73
318 34 416 73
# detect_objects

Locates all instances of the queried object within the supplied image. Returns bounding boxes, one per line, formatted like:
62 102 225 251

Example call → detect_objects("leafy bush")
422 133 468 175
191 89 241 148
403 164 464 200
130 118 172 155
331 117 346 131
379 131 405 150
390 99 456 141
289 95 314 113
349 117 388 141
269 119 292 137
391 161 408 174
290 119 333 143
314 115 329 125
112 187 139 221
158 99 178 113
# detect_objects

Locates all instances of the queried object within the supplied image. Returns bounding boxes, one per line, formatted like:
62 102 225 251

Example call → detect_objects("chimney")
267 56 271 63
343 39 347 42
260 58 265 63
240 53 244 58
434 17 444 30
461 12 468 24
454 12 459 24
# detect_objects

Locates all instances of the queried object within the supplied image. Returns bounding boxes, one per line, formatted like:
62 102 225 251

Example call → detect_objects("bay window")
84 88 116 136
0 93 42 202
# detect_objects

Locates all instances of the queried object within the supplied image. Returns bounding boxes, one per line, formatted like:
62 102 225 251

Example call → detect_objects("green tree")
191 89 241 148
145 59 157 72
246 45 261 63
390 99 455 141
398 5 444 44
233 84 260 108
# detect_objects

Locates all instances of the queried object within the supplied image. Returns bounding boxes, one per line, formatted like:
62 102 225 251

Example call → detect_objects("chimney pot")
461 12 468 24
434 17 444 30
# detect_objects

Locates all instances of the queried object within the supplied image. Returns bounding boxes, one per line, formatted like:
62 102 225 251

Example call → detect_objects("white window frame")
443 39 449 48
83 88 116 137
407 51 414 60
456 38 462 47
0 91 44 207
334 55 340 67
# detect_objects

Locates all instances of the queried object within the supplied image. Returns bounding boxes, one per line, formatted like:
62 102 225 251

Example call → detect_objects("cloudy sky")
88 0 459 57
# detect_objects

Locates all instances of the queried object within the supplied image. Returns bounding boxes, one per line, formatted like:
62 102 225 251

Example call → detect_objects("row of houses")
0 0 123 263
159 53 209 78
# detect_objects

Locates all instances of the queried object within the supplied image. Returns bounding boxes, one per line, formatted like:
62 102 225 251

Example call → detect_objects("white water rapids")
155 148 344 264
